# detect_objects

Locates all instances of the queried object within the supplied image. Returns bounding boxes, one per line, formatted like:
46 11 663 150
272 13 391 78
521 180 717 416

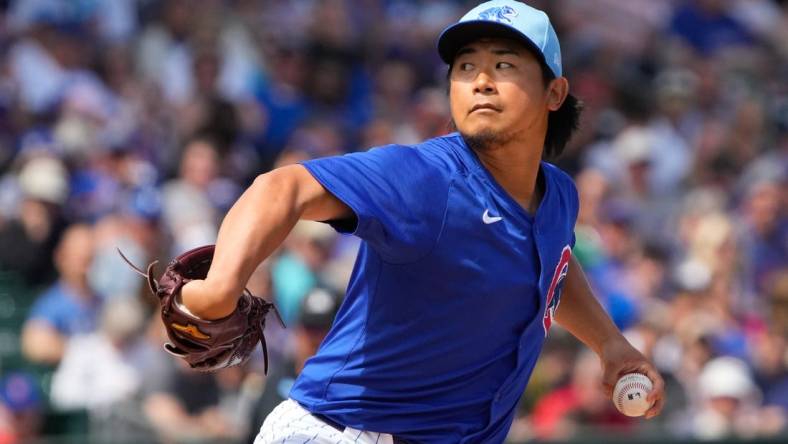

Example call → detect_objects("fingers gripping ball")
613 373 654 417
119 245 284 373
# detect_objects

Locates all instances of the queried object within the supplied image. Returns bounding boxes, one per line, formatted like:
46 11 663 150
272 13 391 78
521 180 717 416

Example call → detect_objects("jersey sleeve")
300 145 450 263
544 162 580 250
568 179 579 249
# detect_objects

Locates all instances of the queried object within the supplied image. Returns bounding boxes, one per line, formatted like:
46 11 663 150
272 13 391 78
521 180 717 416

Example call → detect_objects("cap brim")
437 20 548 69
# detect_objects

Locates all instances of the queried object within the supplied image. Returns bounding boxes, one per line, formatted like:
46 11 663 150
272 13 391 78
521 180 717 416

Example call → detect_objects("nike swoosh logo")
482 209 503 224
172 323 211 340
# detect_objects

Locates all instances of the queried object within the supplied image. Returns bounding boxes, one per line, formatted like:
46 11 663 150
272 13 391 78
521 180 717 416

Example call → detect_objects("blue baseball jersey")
291 133 578 443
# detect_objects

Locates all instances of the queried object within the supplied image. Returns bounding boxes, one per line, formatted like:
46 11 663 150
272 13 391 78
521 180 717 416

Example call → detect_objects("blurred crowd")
0 0 785 443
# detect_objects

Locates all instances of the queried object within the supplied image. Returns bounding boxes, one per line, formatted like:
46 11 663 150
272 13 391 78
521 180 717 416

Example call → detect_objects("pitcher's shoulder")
412 133 472 175
542 162 579 215
542 162 577 192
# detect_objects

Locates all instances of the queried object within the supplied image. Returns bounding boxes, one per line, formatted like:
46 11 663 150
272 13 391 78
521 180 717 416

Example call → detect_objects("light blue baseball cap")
437 0 563 78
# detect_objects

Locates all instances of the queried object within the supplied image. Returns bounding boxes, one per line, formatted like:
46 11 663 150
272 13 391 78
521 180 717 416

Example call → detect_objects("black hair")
446 55 583 161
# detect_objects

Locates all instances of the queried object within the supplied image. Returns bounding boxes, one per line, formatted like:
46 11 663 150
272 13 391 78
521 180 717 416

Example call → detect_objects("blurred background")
0 0 785 443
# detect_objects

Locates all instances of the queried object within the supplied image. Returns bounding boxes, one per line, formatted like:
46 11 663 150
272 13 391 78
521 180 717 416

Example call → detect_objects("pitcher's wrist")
180 279 240 320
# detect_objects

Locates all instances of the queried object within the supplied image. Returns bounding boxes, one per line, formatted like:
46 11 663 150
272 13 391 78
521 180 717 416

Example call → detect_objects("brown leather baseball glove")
119 245 283 373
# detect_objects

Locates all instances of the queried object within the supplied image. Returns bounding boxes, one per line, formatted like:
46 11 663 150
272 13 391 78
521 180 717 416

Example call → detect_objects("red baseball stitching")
615 376 651 412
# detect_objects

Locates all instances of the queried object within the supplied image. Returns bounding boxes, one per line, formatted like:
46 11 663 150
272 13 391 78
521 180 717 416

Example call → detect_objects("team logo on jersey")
543 245 572 336
477 6 518 24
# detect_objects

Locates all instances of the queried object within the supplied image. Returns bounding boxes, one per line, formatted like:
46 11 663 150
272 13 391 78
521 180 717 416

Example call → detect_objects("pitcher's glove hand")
119 245 283 373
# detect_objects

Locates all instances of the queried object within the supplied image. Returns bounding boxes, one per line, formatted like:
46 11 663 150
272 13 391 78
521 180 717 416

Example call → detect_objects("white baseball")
612 373 653 417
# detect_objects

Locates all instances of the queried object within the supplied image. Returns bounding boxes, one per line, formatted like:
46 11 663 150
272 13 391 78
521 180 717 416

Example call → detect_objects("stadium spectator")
20 223 100 365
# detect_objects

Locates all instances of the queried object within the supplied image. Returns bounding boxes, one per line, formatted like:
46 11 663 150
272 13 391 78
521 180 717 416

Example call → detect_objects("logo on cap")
477 6 518 24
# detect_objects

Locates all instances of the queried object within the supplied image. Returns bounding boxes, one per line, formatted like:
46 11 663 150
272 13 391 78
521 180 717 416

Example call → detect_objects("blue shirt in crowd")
27 281 100 336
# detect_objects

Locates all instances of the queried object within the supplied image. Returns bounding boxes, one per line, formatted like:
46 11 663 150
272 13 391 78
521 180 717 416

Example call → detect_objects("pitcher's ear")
547 77 569 112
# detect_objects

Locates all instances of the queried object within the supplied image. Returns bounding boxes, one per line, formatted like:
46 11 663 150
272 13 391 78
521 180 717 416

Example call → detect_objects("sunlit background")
0 0 786 443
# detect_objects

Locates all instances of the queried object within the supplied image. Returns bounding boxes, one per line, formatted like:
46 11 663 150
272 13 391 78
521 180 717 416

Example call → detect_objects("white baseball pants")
254 398 397 444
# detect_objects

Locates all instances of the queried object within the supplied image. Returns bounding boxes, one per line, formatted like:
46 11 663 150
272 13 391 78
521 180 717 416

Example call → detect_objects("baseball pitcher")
142 1 666 443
